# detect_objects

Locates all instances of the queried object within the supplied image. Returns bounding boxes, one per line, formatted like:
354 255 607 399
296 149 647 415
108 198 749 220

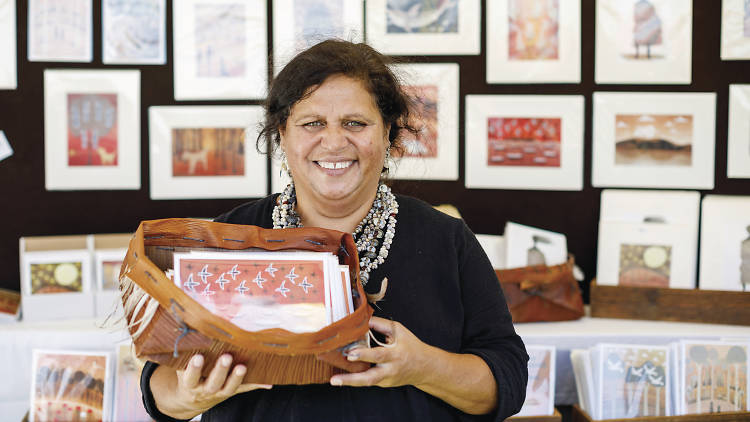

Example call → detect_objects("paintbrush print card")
680 340 749 414
103 0 166 64
30 349 112 422
721 0 750 60
595 344 671 419
517 345 556 416
28 0 92 62
174 251 337 333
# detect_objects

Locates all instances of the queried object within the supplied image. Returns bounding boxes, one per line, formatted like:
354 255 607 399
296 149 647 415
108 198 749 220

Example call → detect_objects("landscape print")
618 244 672 287
684 343 748 414
172 128 245 177
487 117 561 167
67 93 118 166
30 262 83 294
395 84 438 157
508 0 559 60
600 345 668 418
386 0 458 33
615 114 693 166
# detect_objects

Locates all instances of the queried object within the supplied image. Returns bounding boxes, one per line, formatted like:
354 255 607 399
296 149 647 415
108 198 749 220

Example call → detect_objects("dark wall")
1 0 749 300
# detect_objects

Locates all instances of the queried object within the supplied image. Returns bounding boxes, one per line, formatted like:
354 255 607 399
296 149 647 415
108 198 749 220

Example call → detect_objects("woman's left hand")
329 316 430 388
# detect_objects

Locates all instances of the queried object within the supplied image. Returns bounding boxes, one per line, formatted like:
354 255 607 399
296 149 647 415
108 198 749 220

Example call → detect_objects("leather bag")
118 218 373 385
495 256 584 323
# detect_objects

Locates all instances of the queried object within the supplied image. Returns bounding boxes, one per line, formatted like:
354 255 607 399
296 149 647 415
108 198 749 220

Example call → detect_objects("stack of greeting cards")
172 251 354 333
515 345 556 417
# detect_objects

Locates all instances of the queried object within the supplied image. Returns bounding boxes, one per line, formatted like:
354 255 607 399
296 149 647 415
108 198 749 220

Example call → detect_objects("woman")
142 40 528 421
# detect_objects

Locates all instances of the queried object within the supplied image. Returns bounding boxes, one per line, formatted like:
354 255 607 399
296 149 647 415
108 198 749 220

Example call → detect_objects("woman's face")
280 74 390 206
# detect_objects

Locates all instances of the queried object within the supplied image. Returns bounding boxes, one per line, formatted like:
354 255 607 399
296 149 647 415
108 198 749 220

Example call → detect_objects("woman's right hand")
150 354 272 420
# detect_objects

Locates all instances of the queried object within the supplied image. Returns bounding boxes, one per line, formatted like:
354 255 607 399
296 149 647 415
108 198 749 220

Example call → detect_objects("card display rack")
571 405 750 422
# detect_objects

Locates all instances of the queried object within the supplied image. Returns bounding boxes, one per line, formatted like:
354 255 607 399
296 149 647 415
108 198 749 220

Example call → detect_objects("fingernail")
346 353 358 361
191 355 203 367
221 355 232 367
235 365 246 376
330 377 342 386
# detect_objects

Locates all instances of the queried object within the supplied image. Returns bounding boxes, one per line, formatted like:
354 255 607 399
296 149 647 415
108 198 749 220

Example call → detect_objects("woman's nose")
319 125 349 151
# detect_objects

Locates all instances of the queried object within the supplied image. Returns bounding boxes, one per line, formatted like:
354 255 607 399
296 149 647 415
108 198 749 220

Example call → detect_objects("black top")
141 194 528 422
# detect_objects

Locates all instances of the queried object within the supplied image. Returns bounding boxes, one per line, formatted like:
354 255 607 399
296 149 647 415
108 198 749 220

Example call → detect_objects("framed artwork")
28 0 92 62
103 0 166 65
465 95 584 191
592 92 716 189
597 220 697 289
389 63 459 180
29 349 111 422
699 195 750 292
44 69 141 190
0 0 16 89
595 0 692 84
517 345 556 416
273 0 363 74
600 189 701 227
486 0 581 84
728 85 750 178
504 222 568 268
149 106 267 200
113 342 151 422
173 0 267 100
365 0 481 55
94 249 126 291
21 250 93 297
721 0 750 60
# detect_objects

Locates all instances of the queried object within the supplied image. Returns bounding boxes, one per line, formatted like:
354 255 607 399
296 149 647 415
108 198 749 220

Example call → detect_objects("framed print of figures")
273 0 363 74
365 0 481 55
699 195 750 292
173 0 267 100
103 0 166 65
486 0 581 84
592 92 716 189
595 0 692 84
0 0 17 89
149 106 267 200
44 69 141 190
389 63 459 180
28 0 92 62
728 85 750 178
721 0 750 59
465 95 584 191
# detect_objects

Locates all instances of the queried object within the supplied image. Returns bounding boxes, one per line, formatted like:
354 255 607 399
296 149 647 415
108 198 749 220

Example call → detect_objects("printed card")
681 341 749 414
113 342 153 421
517 345 556 416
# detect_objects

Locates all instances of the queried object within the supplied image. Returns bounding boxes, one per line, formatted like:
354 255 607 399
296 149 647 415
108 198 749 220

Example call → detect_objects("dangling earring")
380 147 391 179
280 151 292 178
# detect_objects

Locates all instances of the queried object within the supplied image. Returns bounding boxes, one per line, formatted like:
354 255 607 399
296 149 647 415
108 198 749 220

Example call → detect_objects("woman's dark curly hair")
257 39 413 154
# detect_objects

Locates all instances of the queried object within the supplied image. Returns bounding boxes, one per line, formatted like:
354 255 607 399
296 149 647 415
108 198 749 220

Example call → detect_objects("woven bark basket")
118 218 373 385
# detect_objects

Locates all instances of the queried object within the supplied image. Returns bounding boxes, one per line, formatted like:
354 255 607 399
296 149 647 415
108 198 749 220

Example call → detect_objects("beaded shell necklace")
271 182 398 286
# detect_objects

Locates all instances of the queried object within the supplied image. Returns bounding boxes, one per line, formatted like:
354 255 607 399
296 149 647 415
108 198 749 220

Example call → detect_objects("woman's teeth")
317 161 353 170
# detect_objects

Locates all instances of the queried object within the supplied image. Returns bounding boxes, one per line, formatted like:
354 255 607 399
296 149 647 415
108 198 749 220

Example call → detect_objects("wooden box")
589 281 750 326
506 409 562 422
571 404 750 421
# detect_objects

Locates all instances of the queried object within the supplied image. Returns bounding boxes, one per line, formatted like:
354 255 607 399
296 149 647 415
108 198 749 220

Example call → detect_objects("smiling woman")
141 40 528 422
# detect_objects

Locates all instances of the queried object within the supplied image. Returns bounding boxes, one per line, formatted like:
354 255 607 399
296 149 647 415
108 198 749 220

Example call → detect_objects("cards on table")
173 251 354 333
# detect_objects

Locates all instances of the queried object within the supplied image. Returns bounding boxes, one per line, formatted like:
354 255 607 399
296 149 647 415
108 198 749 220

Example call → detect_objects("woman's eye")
303 121 324 127
344 121 367 129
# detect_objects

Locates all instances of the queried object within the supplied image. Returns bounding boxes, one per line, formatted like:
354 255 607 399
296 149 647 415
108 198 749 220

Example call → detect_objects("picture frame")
698 195 750 292
504 222 568 268
173 0 267 100
0 0 16 89
595 0 692 84
103 0 167 65
27 0 93 62
728 85 750 178
272 0 363 74
389 63 459 180
596 220 697 289
721 0 750 60
592 92 716 189
44 69 141 190
517 345 556 417
599 189 701 226
486 0 581 84
365 0 481 55
464 95 585 191
94 249 127 292
149 105 267 200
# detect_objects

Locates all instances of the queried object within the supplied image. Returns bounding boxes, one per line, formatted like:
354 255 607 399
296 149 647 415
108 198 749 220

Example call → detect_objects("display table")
2 314 750 421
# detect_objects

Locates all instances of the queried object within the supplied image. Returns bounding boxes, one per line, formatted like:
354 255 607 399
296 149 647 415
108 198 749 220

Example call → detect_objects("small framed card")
680 340 750 414
517 345 556 417
486 0 581 84
30 349 112 422
0 0 17 89
389 63 459 180
699 195 750 292
103 0 167 65
272 0 363 74
149 105 267 200
44 69 141 190
592 92 716 189
94 248 126 318
28 0 92 62
728 85 750 178
595 0 692 84
113 342 151 422
173 0 267 100
365 0 481 55
465 95 584 190
721 0 750 60
600 189 701 227
597 221 696 289
504 222 567 268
